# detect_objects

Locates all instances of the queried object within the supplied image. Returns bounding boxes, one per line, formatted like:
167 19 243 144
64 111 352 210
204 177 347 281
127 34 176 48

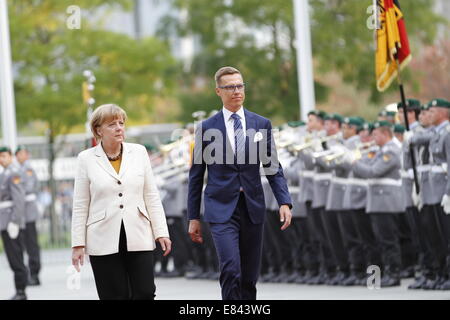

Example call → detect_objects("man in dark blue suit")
187 66 293 300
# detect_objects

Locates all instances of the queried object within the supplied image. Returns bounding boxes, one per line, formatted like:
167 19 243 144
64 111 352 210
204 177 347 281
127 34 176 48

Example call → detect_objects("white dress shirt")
222 106 246 154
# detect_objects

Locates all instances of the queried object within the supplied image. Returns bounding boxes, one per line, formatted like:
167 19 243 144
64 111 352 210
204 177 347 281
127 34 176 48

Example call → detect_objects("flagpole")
293 0 315 122
395 47 420 194
0 0 18 151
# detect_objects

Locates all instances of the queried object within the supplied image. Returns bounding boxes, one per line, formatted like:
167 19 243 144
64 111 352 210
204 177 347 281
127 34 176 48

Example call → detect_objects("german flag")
375 0 412 92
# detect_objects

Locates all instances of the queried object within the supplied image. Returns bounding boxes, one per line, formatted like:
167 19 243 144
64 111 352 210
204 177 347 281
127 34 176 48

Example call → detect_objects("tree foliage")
159 0 445 123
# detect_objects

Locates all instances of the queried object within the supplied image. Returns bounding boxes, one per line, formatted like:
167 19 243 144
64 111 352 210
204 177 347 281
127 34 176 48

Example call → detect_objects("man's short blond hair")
90 104 127 141
214 66 242 87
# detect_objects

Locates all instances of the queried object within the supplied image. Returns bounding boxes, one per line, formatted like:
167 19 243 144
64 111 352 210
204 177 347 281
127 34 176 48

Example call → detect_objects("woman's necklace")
105 144 123 161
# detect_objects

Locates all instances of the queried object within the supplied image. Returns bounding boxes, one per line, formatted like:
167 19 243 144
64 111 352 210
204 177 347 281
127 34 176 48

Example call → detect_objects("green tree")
159 0 444 123
9 0 177 243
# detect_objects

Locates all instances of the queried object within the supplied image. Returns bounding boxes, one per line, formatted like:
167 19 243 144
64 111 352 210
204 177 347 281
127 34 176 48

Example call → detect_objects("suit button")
119 193 123 197
120 205 124 209
118 181 122 185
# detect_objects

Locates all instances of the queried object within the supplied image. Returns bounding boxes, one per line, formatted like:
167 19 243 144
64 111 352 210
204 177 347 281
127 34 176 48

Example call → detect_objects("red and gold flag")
375 0 412 92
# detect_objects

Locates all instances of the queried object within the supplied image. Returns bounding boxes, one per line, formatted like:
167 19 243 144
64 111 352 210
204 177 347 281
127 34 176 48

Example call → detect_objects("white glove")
412 185 422 211
441 194 450 214
7 222 19 239
342 151 355 164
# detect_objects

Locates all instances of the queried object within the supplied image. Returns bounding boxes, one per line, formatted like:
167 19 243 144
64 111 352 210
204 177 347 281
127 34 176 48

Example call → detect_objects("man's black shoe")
10 290 27 300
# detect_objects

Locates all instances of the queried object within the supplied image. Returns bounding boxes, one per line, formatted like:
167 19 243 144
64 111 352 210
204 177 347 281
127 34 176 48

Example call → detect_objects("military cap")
394 124 406 133
324 113 344 123
429 99 450 109
143 143 156 151
373 120 393 129
378 110 397 118
0 146 12 153
361 122 374 132
287 121 306 128
15 145 27 154
344 117 364 127
308 110 327 119
397 99 421 111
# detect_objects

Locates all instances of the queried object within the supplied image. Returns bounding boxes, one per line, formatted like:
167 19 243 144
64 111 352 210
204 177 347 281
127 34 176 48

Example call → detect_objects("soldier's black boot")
439 257 450 290
400 266 415 279
342 268 365 286
296 269 317 284
408 275 427 290
380 267 401 287
329 268 349 286
10 290 27 300
307 267 328 285
27 274 40 286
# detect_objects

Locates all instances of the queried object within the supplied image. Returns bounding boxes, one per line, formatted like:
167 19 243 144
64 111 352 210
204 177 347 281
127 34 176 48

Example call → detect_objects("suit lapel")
118 143 132 179
94 144 120 180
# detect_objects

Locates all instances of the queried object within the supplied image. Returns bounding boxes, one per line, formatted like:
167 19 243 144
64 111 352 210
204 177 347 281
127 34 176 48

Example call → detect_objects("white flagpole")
0 0 18 151
293 0 316 122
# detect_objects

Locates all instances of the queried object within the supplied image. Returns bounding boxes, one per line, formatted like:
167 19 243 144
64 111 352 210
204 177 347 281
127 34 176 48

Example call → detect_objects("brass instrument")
290 133 339 153
159 133 193 154
324 141 376 162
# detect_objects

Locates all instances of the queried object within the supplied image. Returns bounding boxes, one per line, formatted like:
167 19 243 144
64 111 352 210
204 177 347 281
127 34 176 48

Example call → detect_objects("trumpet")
324 141 376 162
159 133 193 153
290 133 340 153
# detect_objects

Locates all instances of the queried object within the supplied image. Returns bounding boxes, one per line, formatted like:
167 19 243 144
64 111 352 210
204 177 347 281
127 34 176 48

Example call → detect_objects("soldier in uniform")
396 100 424 280
294 111 326 284
325 117 366 286
0 146 28 300
423 99 450 290
300 112 342 284
15 145 42 286
407 102 438 289
352 121 405 287
157 174 188 277
342 122 382 285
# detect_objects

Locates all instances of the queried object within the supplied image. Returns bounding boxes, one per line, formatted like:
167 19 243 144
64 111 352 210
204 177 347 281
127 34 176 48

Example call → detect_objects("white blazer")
71 142 169 256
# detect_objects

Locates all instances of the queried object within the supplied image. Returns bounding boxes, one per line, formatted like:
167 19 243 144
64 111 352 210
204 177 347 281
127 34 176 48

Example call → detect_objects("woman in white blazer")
71 104 171 300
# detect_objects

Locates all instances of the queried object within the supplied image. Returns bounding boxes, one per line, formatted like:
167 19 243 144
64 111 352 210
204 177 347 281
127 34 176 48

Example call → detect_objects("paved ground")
1 249 449 300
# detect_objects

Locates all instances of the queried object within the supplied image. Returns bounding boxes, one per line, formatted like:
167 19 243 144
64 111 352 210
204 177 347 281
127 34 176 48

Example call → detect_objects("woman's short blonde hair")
90 104 127 141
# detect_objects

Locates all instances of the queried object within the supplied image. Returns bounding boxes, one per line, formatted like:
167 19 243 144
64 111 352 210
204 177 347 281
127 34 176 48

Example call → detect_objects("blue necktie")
231 113 245 160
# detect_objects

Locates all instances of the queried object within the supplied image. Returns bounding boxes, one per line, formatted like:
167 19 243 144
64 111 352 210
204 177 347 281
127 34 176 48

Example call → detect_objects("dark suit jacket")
187 108 292 224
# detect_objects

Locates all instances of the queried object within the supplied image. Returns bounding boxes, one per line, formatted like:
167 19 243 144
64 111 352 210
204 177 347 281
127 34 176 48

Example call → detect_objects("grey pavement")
1 249 449 300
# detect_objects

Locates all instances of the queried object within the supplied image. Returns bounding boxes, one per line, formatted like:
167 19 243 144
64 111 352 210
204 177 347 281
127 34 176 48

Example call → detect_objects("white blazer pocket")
86 209 106 226
137 205 151 222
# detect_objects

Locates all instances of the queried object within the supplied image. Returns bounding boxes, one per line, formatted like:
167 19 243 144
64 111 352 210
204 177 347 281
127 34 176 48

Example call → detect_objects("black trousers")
370 213 402 273
322 210 349 272
89 222 156 300
21 221 41 277
261 210 283 274
338 210 366 272
420 205 445 274
351 209 382 268
292 216 317 272
434 205 450 275
1 229 28 291
397 209 417 269
304 201 320 272
404 206 427 269
310 207 336 272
